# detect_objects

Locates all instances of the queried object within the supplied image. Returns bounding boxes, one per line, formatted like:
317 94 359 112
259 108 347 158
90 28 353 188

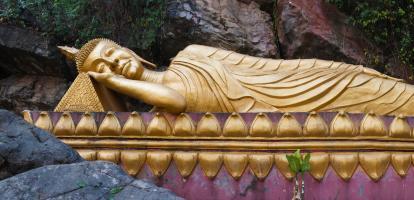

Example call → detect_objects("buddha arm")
88 72 186 113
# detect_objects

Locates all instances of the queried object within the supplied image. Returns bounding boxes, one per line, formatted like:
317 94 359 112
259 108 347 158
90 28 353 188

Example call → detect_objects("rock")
0 24 74 79
276 0 380 66
0 1 166 67
0 161 182 200
161 0 279 62
0 109 83 180
238 0 274 6
0 75 69 113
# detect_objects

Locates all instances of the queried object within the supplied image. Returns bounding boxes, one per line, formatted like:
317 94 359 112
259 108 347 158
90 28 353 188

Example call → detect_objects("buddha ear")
137 56 157 69
58 46 79 60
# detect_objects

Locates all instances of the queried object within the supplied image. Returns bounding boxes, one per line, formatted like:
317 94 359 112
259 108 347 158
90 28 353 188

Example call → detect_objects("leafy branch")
286 150 311 200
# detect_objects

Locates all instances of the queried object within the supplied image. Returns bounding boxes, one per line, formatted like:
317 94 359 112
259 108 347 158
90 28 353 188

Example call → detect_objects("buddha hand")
87 71 116 84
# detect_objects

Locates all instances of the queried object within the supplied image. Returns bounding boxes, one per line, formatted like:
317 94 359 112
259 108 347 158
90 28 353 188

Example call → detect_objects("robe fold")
167 45 414 115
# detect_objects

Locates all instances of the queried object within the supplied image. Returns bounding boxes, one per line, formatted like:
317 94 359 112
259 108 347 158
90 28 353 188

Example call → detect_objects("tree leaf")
294 149 301 159
286 155 300 174
301 153 311 172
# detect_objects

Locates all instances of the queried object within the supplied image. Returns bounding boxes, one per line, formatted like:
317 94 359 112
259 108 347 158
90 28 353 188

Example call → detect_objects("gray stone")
0 75 69 113
0 24 74 79
161 0 279 63
275 0 381 66
0 109 83 180
0 161 183 200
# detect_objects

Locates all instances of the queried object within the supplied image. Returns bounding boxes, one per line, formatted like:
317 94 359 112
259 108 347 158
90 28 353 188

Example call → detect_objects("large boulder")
0 161 182 200
0 75 69 113
275 0 380 67
161 0 279 62
0 109 83 180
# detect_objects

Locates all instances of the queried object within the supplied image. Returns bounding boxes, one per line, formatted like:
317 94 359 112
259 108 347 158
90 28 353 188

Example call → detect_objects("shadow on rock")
0 161 183 200
0 109 83 180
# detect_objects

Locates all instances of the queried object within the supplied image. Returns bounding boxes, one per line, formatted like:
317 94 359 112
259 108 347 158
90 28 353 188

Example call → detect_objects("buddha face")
81 41 144 79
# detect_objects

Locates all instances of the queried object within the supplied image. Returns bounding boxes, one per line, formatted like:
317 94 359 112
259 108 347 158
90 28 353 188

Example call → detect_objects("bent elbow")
169 95 186 113
160 92 186 113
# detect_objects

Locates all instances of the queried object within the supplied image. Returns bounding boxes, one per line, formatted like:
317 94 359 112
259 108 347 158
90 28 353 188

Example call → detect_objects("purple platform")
25 111 414 199
139 164 414 200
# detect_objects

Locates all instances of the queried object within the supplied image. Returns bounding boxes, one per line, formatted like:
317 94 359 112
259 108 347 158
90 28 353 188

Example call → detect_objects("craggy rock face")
0 25 74 79
0 25 72 113
0 0 410 113
0 109 83 180
0 75 69 113
0 161 183 200
161 0 279 62
275 0 380 65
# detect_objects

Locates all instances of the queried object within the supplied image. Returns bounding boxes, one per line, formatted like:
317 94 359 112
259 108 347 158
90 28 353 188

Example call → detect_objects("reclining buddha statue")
58 38 414 115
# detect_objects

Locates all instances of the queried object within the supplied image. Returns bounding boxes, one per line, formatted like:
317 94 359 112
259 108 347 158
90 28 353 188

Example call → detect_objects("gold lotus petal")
223 153 248 180
303 112 328 137
196 112 221 137
359 152 390 181
121 111 145 136
34 111 53 132
147 113 172 136
309 153 329 181
391 153 411 177
274 154 295 180
277 113 302 137
77 149 96 161
389 115 412 138
147 151 172 177
97 150 120 163
22 110 33 124
412 154 414 166
248 154 274 180
249 113 274 137
330 111 356 137
360 112 387 136
199 152 223 179
98 111 121 136
330 153 358 181
120 150 146 176
53 112 75 136
173 113 195 136
173 152 198 178
223 113 248 137
75 112 97 136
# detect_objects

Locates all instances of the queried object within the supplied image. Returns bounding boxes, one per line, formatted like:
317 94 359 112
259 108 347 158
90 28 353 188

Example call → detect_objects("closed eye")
104 47 115 56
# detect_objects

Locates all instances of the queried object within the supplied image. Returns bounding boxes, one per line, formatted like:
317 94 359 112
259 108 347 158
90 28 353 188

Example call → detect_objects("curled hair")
75 38 120 72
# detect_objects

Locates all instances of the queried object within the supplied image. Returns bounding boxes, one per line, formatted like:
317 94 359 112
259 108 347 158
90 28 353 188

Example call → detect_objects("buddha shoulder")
176 44 225 59
162 69 186 95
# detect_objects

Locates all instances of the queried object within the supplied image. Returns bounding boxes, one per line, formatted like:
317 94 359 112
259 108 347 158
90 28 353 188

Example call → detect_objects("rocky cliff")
0 0 411 113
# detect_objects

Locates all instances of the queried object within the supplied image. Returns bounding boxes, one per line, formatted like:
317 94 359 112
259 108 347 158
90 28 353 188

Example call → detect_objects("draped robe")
167 45 414 115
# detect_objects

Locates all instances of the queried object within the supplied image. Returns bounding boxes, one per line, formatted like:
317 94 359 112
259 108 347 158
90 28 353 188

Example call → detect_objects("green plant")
109 186 123 200
326 0 414 80
286 150 310 200
76 180 87 188
286 149 311 175
0 0 166 50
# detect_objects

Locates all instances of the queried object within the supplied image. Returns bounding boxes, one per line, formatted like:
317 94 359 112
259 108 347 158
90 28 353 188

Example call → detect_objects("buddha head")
59 38 155 80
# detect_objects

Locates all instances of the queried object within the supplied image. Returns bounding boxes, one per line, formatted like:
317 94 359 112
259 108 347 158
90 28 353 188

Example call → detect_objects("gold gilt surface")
24 111 414 181
28 111 414 140
57 39 414 115
71 150 413 182
54 73 104 112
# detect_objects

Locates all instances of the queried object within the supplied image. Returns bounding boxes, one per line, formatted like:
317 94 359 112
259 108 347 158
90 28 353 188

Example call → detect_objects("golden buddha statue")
58 38 414 115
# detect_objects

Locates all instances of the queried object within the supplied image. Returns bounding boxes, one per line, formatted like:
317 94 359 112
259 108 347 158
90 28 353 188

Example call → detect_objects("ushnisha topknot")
75 38 121 72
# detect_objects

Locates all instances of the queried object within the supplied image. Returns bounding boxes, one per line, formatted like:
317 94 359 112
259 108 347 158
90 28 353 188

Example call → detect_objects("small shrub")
326 0 414 78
